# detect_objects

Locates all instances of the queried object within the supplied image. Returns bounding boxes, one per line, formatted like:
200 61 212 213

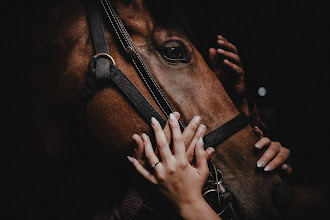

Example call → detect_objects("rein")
83 0 249 218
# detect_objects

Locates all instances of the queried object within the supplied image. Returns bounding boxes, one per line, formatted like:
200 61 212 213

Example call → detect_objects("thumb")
195 138 208 175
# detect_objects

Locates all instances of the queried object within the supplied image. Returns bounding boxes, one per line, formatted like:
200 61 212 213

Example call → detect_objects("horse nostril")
272 184 291 215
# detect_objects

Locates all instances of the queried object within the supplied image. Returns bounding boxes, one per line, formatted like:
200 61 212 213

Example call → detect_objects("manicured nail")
173 112 180 119
218 39 225 44
257 160 265 168
169 113 176 122
142 133 148 141
198 124 206 133
207 147 215 155
127 156 134 163
197 137 204 148
282 164 288 170
151 117 158 126
255 144 261 149
194 116 201 123
264 165 272 172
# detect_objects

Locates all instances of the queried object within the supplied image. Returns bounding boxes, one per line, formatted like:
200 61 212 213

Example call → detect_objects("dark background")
185 0 330 218
2 0 330 219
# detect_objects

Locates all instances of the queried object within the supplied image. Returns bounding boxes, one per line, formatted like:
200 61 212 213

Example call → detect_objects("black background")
2 0 330 219
185 1 330 218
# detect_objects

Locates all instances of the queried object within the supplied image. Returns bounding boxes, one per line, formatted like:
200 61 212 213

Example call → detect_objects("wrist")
176 196 219 220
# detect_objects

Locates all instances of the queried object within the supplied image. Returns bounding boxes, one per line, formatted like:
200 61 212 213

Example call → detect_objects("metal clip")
93 53 116 66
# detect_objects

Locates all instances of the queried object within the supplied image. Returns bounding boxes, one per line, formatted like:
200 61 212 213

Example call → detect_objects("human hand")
209 35 245 106
128 114 210 207
253 126 292 174
131 112 215 168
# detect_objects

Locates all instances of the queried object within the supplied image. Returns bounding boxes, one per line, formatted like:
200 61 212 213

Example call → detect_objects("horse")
15 0 291 219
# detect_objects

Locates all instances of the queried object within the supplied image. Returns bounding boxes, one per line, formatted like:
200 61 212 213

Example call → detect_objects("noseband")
83 0 249 219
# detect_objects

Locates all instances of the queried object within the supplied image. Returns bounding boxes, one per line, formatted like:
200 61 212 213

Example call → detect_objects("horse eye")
159 41 190 63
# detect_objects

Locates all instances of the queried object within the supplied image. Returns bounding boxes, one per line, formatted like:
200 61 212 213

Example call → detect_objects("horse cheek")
85 87 151 156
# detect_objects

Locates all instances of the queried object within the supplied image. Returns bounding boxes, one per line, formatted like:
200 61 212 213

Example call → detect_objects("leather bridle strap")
99 0 187 129
84 0 249 149
203 112 248 148
84 0 167 127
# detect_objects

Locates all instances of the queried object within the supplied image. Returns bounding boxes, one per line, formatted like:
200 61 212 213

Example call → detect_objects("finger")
263 147 290 172
163 112 180 145
256 141 281 169
208 48 218 73
156 112 180 157
142 133 161 169
132 134 145 163
186 124 206 164
216 36 238 53
194 138 208 175
127 156 158 184
255 137 271 149
205 147 215 160
151 117 173 163
253 126 264 138
223 59 244 75
217 49 241 66
282 164 293 175
182 115 202 150
169 113 186 159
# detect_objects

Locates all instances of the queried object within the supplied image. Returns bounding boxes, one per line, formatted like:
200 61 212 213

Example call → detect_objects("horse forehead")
115 0 155 40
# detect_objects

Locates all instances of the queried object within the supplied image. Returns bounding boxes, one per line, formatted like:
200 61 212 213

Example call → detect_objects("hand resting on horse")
209 35 292 174
131 112 215 167
128 114 221 220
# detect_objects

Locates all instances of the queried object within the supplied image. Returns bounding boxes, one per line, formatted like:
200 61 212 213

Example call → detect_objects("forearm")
177 196 221 220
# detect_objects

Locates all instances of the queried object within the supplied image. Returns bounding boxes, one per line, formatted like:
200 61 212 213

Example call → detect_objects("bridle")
83 0 249 219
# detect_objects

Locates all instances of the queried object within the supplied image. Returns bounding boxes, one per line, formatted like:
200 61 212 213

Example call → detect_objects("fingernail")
255 144 261 149
169 113 176 122
257 160 265 168
142 133 148 141
218 39 225 44
264 165 272 172
151 117 158 126
217 48 224 53
207 147 215 155
173 112 180 119
198 124 206 133
127 156 134 163
194 116 201 123
254 126 259 130
282 164 288 170
197 137 204 149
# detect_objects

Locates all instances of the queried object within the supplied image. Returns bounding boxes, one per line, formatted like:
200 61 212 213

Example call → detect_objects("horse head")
31 0 291 219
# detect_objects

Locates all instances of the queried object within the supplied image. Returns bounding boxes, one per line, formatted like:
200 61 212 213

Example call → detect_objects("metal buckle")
93 53 116 66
